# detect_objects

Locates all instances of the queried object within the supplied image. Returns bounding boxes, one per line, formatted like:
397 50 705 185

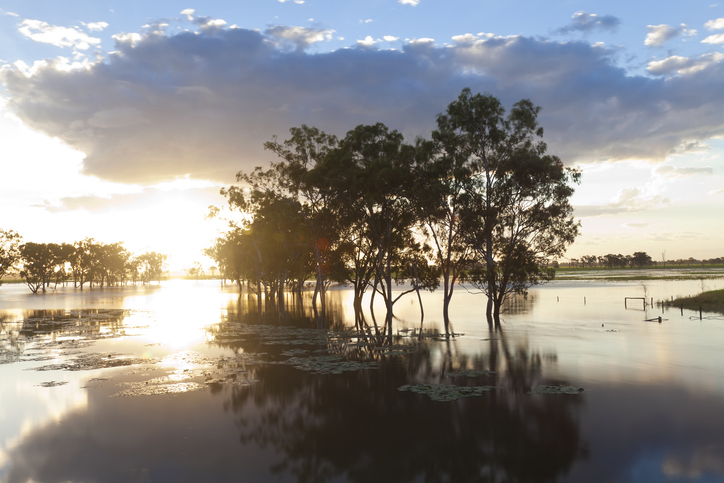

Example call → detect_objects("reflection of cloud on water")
0 376 88 478
662 445 724 479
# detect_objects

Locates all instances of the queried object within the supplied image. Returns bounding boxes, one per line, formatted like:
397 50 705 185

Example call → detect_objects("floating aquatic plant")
37 381 68 387
527 385 584 395
397 384 497 401
446 370 496 378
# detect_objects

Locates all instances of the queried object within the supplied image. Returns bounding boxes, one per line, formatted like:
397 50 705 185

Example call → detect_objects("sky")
1 0 723 271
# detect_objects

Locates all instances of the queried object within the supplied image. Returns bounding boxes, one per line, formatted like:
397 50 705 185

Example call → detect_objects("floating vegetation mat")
112 381 207 397
398 384 497 402
31 353 159 372
111 352 264 397
274 355 378 375
447 370 496 378
1 309 138 364
527 385 584 395
37 381 68 387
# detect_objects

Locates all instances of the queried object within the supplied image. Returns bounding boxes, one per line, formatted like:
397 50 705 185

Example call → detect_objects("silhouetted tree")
438 89 579 326
0 229 22 284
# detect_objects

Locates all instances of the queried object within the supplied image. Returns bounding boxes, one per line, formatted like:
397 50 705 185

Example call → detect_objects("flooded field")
1 275 724 483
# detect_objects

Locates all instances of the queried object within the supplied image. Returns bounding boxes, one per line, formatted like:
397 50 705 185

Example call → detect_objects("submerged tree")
0 229 22 284
437 88 580 326
19 242 59 293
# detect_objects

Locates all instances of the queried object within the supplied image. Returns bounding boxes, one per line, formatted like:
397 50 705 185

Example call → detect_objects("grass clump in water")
667 289 724 315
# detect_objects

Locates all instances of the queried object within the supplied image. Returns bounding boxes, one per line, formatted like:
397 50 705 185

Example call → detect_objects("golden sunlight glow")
129 280 222 349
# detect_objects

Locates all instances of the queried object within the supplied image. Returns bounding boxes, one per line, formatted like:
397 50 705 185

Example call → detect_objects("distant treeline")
563 252 724 269
0 229 167 293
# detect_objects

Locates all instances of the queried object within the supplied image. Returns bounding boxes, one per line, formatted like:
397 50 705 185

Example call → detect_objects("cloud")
3 24 724 185
702 33 724 44
356 36 377 47
645 24 693 47
653 165 714 177
18 19 102 50
383 36 399 42
705 17 724 30
84 22 109 32
278 0 305 4
265 25 334 51
399 0 420 5
38 186 219 213
623 222 651 229
555 11 621 34
575 188 670 217
647 52 724 75
5 12 19 17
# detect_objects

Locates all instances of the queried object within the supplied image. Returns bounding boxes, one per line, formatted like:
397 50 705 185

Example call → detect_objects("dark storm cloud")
555 11 621 35
2 24 724 184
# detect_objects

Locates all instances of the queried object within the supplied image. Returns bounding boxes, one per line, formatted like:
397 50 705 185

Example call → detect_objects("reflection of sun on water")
135 280 219 350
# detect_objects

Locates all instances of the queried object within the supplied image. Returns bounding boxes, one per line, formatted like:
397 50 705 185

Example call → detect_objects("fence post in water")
681 304 683 316
700 306 703 320
584 296 586 305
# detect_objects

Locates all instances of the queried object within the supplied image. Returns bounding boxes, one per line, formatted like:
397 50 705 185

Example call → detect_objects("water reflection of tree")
220 334 586 482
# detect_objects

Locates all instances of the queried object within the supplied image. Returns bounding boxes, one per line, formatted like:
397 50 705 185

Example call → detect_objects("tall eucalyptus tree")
437 89 580 326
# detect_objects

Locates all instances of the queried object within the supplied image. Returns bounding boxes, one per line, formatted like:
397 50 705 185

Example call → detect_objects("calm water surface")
1 277 723 483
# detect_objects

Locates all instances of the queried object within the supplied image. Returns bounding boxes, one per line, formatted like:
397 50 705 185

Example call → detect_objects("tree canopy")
209 88 580 331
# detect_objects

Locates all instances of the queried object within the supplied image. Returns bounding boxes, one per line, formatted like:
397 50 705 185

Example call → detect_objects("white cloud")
360 19 373 24
266 25 334 51
705 17 724 30
556 11 621 34
84 22 109 32
409 37 435 45
5 12 19 17
702 33 724 44
645 24 686 47
653 165 714 177
18 19 102 50
278 0 305 3
647 52 724 75
452 33 479 44
399 0 420 5
356 36 377 47
575 188 670 217
383 36 399 42
111 32 143 48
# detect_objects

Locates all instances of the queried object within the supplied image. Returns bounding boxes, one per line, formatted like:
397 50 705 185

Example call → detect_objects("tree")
19 242 56 293
631 251 652 269
415 116 474 333
0 229 22 284
70 238 96 289
185 262 205 281
438 88 580 326
136 252 167 284
327 123 438 333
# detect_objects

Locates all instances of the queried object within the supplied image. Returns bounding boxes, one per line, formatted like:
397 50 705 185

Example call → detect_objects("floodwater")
1 276 724 483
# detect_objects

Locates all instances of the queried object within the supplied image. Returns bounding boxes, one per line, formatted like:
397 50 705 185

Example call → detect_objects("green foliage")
0 229 23 283
209 88 580 330
436 89 580 322
668 289 724 315
19 242 57 293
